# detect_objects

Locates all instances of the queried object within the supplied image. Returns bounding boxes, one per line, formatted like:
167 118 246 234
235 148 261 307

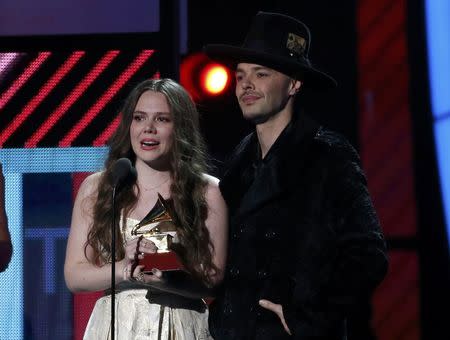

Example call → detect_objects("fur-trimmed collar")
219 113 321 217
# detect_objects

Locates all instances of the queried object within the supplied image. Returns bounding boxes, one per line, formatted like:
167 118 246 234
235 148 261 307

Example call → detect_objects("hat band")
242 39 311 66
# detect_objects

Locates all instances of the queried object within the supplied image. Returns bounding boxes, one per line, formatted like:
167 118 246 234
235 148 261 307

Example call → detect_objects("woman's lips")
141 139 159 150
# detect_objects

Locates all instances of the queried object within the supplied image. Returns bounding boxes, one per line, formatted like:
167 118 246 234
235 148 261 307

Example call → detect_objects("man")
204 12 388 339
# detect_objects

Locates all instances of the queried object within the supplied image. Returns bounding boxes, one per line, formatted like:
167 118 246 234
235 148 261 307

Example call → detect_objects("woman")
64 78 228 339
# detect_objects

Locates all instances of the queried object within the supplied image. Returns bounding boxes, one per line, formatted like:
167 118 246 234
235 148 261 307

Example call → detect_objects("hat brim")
204 44 337 90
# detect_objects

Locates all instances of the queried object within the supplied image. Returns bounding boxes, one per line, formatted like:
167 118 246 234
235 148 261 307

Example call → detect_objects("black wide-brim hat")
204 11 337 90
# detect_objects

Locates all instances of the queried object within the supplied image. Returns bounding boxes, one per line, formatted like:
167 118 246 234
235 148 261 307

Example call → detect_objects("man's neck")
255 106 293 159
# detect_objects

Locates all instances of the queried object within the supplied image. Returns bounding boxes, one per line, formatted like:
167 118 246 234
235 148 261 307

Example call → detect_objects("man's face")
235 63 300 124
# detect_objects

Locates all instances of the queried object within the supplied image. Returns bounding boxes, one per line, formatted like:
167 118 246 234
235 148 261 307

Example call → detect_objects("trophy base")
139 251 184 272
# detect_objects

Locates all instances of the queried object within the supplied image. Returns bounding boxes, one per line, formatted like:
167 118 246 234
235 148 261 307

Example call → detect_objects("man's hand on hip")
259 299 292 335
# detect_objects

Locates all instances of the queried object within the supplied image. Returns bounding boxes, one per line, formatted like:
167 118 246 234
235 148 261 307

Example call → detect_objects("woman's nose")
144 121 156 133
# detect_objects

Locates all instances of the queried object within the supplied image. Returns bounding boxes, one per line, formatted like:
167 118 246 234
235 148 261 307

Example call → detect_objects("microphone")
111 158 136 187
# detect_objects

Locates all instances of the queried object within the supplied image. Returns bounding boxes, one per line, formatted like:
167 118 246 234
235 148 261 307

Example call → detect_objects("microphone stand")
111 185 117 340
109 157 135 339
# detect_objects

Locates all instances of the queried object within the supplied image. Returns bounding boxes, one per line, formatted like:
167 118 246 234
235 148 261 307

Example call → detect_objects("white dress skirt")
83 217 213 340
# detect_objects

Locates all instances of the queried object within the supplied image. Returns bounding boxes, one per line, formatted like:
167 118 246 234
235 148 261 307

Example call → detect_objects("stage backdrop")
0 43 159 340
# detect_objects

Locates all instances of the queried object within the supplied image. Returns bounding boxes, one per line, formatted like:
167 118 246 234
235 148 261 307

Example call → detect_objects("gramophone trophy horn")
131 193 178 252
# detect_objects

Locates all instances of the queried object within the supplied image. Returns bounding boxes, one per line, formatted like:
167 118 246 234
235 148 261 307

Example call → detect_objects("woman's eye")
133 115 144 121
156 116 170 122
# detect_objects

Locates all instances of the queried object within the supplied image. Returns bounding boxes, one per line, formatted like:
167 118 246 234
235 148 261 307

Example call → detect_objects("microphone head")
111 158 135 187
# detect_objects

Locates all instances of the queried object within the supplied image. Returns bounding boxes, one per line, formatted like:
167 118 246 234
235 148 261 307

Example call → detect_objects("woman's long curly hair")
85 78 217 284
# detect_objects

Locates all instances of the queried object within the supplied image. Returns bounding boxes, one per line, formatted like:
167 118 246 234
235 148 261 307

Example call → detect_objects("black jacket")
209 113 388 339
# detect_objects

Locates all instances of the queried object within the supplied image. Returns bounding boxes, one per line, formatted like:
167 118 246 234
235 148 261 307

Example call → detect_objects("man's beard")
242 107 282 125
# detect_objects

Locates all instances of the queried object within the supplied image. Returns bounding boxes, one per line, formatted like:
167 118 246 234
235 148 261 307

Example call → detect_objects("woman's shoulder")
202 173 219 187
202 174 226 207
77 171 104 198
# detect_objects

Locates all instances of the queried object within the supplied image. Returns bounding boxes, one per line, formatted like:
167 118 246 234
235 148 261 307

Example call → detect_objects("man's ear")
289 79 302 96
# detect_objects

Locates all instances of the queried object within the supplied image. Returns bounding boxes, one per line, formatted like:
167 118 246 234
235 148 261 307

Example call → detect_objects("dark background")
188 0 358 165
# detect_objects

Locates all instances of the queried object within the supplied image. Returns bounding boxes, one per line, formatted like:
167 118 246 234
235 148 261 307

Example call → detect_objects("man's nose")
240 77 254 90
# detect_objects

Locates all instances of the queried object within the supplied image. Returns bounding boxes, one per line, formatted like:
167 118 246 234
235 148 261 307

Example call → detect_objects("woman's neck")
135 160 172 192
129 160 172 221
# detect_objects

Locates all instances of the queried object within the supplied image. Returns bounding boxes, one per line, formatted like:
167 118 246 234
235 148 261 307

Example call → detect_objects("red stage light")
180 52 231 101
201 64 229 95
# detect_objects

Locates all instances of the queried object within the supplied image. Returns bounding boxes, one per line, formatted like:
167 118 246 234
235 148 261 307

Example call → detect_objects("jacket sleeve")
283 155 389 337
0 241 12 272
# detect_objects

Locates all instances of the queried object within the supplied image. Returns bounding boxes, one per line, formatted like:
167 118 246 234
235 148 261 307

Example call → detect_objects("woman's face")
130 90 175 169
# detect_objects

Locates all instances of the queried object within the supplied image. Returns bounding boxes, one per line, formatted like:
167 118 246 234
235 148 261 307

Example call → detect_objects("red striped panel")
59 49 155 147
372 252 419 340
0 49 159 147
359 1 404 68
0 52 51 111
92 114 122 147
358 0 417 237
25 50 121 148
357 0 420 338
0 51 84 146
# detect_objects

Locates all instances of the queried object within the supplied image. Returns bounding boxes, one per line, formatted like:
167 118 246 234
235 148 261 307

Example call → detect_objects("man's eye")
235 74 243 81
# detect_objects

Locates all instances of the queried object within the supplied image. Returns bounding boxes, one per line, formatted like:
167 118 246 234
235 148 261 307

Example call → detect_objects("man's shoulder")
232 132 255 156
223 132 256 169
312 127 361 164
312 128 368 184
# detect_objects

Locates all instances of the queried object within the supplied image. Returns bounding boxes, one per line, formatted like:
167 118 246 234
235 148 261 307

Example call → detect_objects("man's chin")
242 111 271 125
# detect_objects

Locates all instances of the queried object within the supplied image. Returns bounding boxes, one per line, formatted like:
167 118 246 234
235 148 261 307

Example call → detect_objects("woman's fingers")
150 268 163 278
122 262 134 281
132 264 145 276
122 237 158 267
123 238 138 258
128 265 163 283
138 237 158 254
140 268 163 283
